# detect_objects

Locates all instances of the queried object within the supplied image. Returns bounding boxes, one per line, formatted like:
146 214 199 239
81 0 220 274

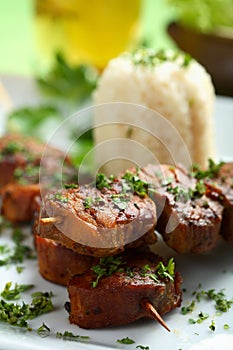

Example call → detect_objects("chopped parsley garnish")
181 300 196 315
1 141 24 155
196 288 233 313
0 228 35 267
191 159 225 180
209 320 216 331
83 196 93 209
37 322 50 337
64 183 79 189
91 257 175 287
95 173 111 190
117 337 135 344
122 171 148 197
0 290 54 328
91 256 126 288
1 282 34 300
167 180 206 202
111 193 130 210
136 346 150 350
131 48 192 68
224 324 230 330
56 331 90 342
54 193 69 203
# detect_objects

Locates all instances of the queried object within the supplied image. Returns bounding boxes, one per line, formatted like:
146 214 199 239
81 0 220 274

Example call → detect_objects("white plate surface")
0 93 233 350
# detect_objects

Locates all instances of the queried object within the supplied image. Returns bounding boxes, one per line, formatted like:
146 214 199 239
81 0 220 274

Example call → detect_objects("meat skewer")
0 133 76 223
38 180 157 257
134 164 224 254
140 299 170 332
67 250 182 329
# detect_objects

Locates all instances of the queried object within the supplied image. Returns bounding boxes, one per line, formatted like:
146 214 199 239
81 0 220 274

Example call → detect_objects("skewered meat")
36 235 98 286
38 182 157 257
67 250 182 328
0 133 76 223
121 164 223 254
0 133 44 189
204 162 233 243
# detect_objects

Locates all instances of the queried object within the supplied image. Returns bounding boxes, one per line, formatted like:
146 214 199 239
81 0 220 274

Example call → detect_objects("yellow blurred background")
0 0 174 76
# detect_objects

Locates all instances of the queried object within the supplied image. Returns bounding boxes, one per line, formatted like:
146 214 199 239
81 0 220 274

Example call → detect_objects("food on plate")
139 163 224 254
37 176 157 257
0 133 76 222
36 235 98 286
67 249 182 329
195 161 233 244
93 48 215 174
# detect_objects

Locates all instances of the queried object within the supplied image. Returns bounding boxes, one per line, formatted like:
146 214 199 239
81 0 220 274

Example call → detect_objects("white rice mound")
93 49 215 174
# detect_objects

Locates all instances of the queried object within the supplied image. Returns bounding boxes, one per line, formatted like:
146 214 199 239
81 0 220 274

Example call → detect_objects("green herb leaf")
37 52 98 104
91 256 126 288
191 159 225 180
209 320 216 332
122 171 148 197
117 337 135 345
37 322 50 337
56 331 90 342
1 282 34 300
181 300 196 315
7 105 62 140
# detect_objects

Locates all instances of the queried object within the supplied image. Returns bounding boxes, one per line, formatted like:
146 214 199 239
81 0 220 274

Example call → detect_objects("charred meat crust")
38 184 157 257
67 251 182 329
35 235 98 286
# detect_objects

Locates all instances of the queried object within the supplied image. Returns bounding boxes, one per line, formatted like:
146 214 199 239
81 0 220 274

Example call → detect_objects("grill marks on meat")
67 251 182 329
137 164 224 254
0 134 76 223
39 184 157 257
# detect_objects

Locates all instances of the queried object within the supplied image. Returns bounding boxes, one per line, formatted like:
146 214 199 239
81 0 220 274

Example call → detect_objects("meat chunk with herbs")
0 133 76 223
67 250 182 328
38 180 157 257
136 164 224 254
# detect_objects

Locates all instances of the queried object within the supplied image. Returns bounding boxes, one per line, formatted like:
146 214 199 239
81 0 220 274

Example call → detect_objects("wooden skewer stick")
40 216 63 224
140 299 171 332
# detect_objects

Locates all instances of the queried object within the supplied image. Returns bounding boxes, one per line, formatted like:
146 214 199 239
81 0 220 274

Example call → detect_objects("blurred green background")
0 0 174 76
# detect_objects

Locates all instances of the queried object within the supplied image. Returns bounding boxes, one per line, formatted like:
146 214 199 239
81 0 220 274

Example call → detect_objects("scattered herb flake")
209 320 216 332
117 337 135 344
37 322 50 337
1 282 34 300
181 300 196 315
56 331 90 342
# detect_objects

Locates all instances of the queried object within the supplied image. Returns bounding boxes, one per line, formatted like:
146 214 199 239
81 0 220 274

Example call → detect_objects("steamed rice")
93 49 215 175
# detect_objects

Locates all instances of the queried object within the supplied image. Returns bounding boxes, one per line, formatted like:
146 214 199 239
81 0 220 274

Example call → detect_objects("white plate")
0 94 233 350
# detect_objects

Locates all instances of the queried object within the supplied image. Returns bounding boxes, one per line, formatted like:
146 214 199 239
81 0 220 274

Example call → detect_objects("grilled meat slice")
38 184 157 257
1 183 41 223
0 133 44 189
36 235 98 286
67 251 182 329
137 164 224 254
204 162 233 243
0 133 76 223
